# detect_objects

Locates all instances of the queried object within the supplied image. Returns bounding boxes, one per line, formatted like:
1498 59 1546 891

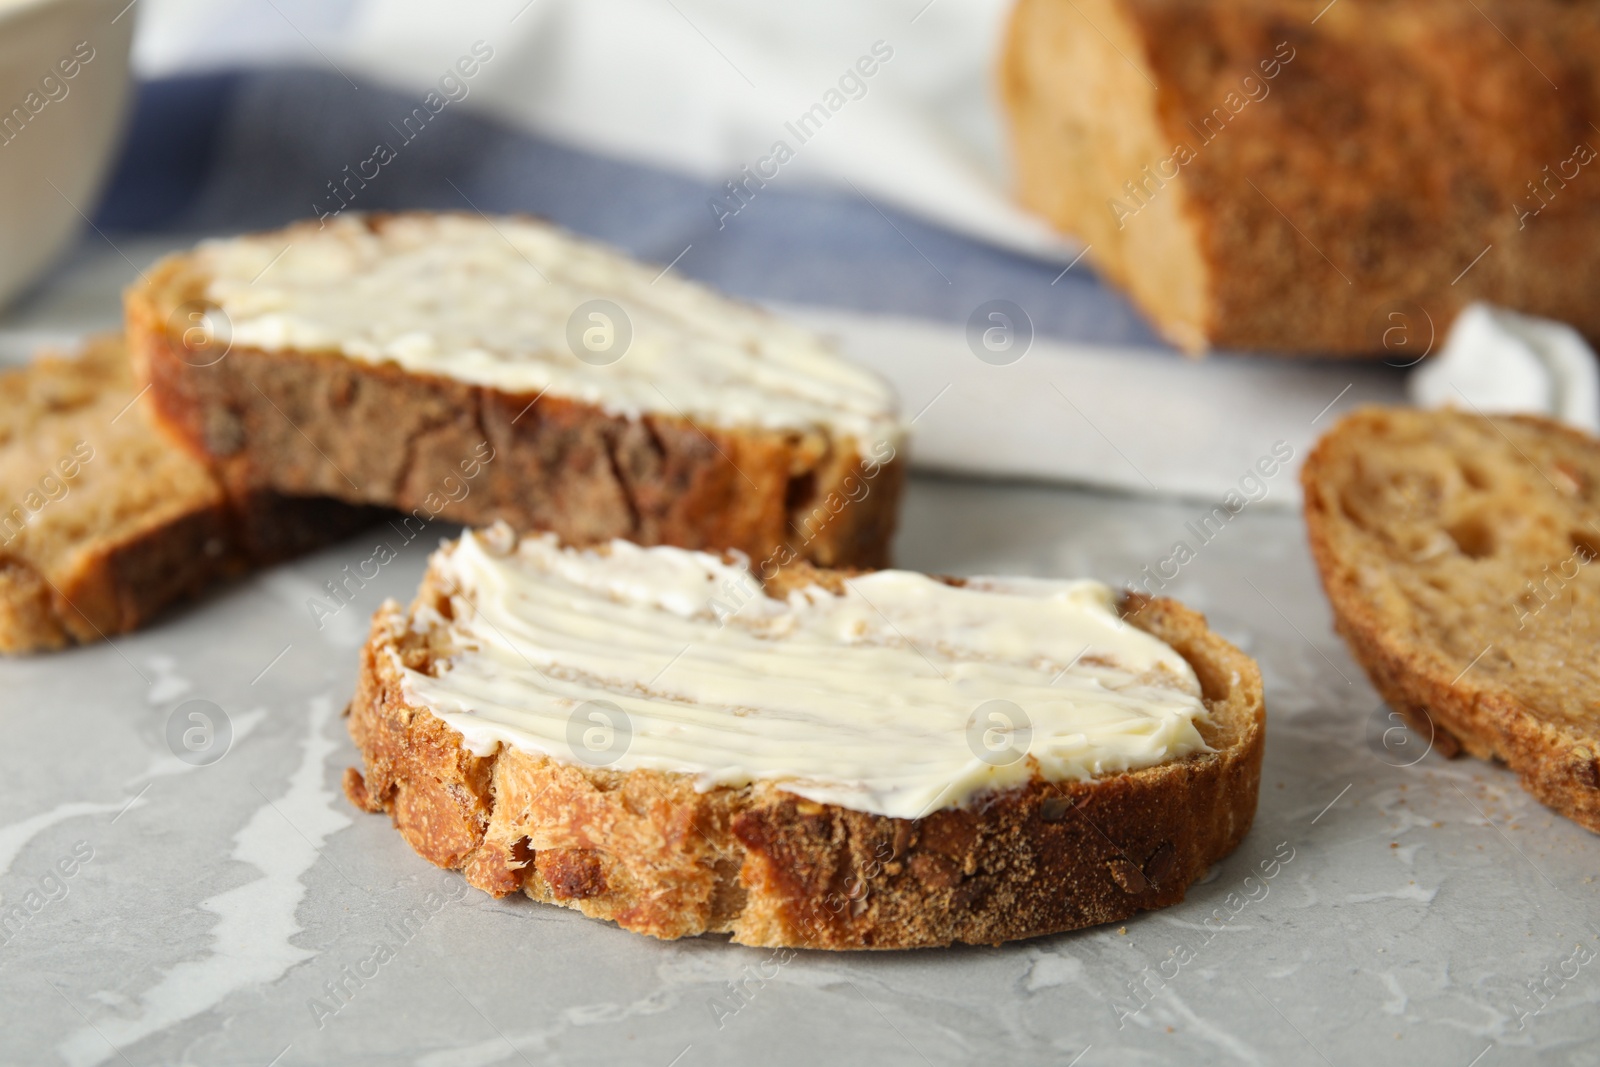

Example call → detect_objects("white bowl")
0 0 133 308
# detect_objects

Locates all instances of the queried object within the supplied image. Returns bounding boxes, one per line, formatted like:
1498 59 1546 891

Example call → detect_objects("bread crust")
1302 406 1600 832
344 566 1266 949
124 217 904 570
0 337 379 654
1 490 373 653
1001 0 1600 355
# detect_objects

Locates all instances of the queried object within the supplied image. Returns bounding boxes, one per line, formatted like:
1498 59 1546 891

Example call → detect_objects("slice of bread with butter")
344 524 1266 948
125 212 905 571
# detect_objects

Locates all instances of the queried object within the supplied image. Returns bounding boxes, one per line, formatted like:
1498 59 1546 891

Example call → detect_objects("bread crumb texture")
1304 406 1600 831
0 336 375 652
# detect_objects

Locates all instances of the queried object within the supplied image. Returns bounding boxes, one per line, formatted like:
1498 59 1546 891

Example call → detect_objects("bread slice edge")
0 336 381 654
344 554 1266 949
1302 406 1600 833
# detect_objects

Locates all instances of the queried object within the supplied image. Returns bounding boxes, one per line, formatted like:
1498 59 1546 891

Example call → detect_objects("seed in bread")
344 524 1266 948
1302 406 1600 832
126 213 906 569
0 335 378 654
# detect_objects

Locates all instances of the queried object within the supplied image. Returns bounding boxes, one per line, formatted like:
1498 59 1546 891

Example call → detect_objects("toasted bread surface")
1303 406 1600 831
0 335 377 653
345 552 1265 949
1000 0 1600 355
125 215 903 569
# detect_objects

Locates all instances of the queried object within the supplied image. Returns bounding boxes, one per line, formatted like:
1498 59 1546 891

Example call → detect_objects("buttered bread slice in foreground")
346 525 1265 948
127 213 905 569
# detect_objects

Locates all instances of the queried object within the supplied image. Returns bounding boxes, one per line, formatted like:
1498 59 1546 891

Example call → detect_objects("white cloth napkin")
1411 303 1600 435
131 0 1074 260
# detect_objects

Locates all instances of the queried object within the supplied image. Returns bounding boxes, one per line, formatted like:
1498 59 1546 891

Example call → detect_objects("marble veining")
57 696 348 1067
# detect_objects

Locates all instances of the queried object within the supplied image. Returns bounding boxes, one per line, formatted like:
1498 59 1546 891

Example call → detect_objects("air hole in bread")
1444 514 1497 559
783 469 817 528
1459 462 1492 491
1572 529 1600 562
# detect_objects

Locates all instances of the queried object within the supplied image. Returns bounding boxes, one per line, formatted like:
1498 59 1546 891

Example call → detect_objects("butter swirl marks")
201 214 902 449
399 527 1212 819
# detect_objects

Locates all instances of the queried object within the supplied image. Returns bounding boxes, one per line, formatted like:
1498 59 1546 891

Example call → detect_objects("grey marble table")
0 241 1596 1067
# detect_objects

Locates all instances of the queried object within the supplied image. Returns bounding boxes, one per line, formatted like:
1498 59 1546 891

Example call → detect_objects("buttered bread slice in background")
0 336 376 653
127 213 906 569
345 525 1265 948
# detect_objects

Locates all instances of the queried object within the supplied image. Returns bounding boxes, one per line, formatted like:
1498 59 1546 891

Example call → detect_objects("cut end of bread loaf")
1000 0 1600 355
1000 0 1213 352
1303 406 1600 832
344 557 1265 949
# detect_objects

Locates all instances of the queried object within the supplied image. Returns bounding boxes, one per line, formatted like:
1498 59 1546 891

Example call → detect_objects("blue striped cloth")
92 67 1164 349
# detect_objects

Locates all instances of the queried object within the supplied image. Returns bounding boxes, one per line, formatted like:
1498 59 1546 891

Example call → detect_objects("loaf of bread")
345 525 1266 948
127 213 906 569
1000 0 1600 354
0 336 377 653
1303 406 1600 831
